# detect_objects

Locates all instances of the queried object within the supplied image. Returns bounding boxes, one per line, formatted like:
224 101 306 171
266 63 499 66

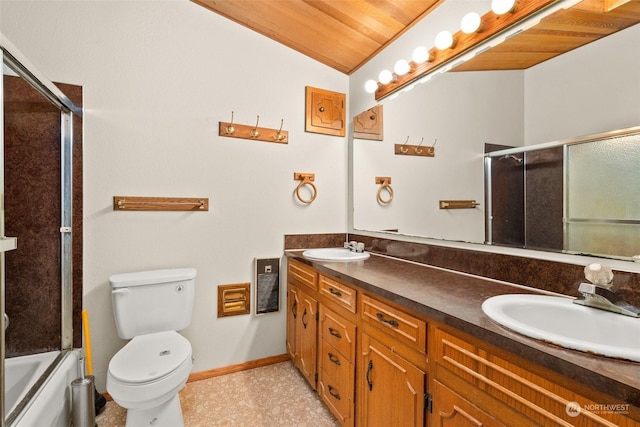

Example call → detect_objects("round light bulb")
461 12 481 34
378 69 393 85
364 79 378 94
412 46 430 64
491 0 515 15
434 30 454 50
394 59 410 76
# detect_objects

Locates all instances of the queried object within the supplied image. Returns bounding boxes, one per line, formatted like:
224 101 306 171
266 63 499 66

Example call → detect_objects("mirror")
486 127 640 261
353 21 640 261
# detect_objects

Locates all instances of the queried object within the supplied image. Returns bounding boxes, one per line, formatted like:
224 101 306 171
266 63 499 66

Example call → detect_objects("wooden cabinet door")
286 286 299 361
305 86 346 136
431 379 504 427
297 289 318 389
359 333 426 427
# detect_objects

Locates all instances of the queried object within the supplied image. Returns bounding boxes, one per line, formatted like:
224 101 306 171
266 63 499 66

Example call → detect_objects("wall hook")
414 137 425 154
400 136 410 154
294 172 317 204
274 119 285 141
250 115 261 138
375 176 394 205
225 111 235 134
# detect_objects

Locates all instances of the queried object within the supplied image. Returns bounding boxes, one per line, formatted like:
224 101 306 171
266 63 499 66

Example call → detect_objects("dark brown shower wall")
3 75 83 356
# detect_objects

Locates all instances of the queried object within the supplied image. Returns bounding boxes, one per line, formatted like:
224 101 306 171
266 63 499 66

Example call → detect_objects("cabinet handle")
366 360 373 391
291 299 298 319
328 287 342 298
328 327 342 339
328 385 341 400
302 308 308 329
376 312 399 328
328 352 341 366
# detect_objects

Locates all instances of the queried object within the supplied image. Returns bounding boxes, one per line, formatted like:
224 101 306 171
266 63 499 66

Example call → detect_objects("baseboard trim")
103 353 291 401
188 353 290 383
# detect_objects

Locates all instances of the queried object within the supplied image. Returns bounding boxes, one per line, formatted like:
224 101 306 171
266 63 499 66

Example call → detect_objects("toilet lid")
109 330 191 384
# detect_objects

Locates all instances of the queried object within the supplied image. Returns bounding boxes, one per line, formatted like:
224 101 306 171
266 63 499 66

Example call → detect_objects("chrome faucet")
573 263 640 317
344 241 365 253
574 283 640 317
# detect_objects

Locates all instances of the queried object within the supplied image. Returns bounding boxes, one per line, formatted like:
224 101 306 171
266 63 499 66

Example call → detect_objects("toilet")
106 268 196 427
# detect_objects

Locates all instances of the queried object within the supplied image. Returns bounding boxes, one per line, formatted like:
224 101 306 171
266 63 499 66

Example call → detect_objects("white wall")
524 23 640 144
353 70 523 241
1 0 348 391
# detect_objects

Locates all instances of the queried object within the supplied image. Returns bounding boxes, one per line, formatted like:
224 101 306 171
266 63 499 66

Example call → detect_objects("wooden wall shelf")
113 196 209 211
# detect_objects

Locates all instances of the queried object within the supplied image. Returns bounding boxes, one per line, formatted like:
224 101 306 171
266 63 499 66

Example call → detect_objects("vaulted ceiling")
192 0 640 76
191 0 444 74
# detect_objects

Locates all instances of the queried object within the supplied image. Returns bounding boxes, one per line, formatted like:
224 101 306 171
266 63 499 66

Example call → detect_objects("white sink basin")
482 294 640 362
302 248 370 262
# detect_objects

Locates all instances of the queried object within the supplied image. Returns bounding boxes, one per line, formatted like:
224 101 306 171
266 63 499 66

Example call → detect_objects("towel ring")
375 177 393 205
294 172 317 204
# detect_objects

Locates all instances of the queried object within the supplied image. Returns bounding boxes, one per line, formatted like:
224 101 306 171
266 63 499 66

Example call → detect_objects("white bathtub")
5 350 80 427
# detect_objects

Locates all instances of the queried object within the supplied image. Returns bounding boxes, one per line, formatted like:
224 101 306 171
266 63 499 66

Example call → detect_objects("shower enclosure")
485 127 640 260
1 37 83 426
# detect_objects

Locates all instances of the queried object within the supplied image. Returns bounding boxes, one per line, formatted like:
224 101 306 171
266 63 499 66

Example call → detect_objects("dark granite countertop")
286 250 640 409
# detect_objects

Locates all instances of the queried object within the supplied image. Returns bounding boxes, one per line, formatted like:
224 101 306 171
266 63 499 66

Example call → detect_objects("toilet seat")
107 330 192 410
109 330 191 384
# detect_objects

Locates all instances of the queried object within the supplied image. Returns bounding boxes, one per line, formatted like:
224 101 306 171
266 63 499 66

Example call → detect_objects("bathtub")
5 350 80 427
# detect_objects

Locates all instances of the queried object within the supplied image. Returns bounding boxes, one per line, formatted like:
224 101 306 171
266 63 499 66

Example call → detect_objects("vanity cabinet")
286 261 318 389
287 259 428 426
430 324 639 427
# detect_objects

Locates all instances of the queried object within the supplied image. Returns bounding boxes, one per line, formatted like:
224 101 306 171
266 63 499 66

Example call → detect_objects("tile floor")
97 361 340 426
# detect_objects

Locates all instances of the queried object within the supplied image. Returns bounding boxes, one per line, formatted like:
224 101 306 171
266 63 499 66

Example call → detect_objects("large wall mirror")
353 10 640 262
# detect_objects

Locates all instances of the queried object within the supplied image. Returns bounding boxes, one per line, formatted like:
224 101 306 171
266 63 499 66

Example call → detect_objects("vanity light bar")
371 0 582 101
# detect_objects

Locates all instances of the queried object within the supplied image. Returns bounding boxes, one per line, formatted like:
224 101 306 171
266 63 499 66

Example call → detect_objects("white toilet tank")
110 268 196 339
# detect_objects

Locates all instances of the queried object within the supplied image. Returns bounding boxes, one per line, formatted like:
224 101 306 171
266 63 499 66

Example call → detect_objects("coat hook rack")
219 111 288 144
375 176 393 205
395 137 435 157
294 172 317 204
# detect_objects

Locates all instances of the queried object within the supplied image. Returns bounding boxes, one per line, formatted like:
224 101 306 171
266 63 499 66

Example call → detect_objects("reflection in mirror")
353 22 640 261
486 127 640 261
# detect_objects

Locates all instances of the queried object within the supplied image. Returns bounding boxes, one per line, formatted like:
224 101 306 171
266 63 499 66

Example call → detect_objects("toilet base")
125 394 183 427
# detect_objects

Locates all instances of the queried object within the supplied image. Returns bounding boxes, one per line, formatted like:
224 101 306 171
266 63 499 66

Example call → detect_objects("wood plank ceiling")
191 0 444 74
453 0 640 71
192 0 640 75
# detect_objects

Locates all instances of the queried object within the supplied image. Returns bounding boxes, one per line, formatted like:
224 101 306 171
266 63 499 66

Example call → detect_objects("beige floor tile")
97 361 339 426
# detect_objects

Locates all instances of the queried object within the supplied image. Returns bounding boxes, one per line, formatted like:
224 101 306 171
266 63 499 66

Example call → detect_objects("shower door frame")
1 40 82 426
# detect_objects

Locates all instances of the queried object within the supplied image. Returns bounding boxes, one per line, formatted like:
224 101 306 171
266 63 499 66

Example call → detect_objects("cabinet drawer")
318 343 355 427
320 306 356 361
319 275 357 313
319 338 355 394
361 295 426 354
288 260 317 292
318 374 354 426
